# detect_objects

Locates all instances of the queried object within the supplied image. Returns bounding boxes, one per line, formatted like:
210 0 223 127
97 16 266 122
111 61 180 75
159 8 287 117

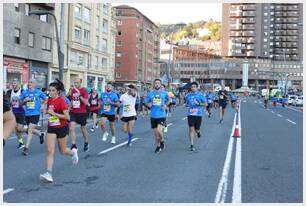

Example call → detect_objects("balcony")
229 11 242 17
242 31 255 36
246 45 254 50
287 11 299 17
242 25 255 30
242 18 255 23
230 31 242 37
246 51 255 56
242 4 256 10
242 11 255 17
229 24 242 30
287 5 299 11
247 38 255 43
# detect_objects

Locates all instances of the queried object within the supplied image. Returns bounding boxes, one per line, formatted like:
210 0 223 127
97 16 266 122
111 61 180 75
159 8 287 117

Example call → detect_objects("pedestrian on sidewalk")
40 79 78 183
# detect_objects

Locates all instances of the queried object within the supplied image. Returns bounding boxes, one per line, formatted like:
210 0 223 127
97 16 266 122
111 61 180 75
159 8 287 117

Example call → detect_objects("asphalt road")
3 98 303 203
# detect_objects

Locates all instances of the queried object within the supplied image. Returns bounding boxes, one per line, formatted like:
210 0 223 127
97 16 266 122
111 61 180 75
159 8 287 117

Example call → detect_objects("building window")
96 36 99 49
74 27 81 42
102 58 107 68
103 19 108 33
14 28 21 44
103 3 108 14
118 20 122 25
84 30 90 45
117 52 122 57
95 56 99 68
42 36 52 51
118 31 122 36
116 72 121 78
96 15 100 30
40 14 48 23
75 4 82 19
102 38 107 51
84 7 91 23
25 4 30 16
14 3 19 12
28 32 34 47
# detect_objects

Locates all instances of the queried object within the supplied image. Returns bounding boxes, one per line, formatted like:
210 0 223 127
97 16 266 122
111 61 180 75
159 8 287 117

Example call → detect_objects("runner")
20 79 47 156
218 85 229 124
185 82 207 151
205 90 214 118
39 79 78 183
119 84 138 146
68 78 90 152
3 91 16 145
88 88 100 132
160 84 169 133
272 95 278 108
213 91 219 109
264 90 270 109
116 87 126 122
230 93 238 109
281 95 287 108
100 82 120 144
6 79 26 149
145 79 170 153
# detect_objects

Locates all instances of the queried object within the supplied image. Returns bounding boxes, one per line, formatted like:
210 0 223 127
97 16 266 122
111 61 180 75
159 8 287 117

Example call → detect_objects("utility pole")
59 3 65 82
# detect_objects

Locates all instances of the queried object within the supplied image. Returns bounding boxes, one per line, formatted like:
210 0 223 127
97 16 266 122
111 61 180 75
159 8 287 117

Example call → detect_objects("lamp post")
29 10 64 82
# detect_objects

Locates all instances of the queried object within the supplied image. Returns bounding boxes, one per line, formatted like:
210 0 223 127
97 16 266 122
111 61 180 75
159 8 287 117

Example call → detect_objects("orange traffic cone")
233 124 240 138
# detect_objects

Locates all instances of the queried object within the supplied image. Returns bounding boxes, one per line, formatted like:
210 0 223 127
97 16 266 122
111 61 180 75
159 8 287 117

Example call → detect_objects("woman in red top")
40 79 79 183
89 88 100 132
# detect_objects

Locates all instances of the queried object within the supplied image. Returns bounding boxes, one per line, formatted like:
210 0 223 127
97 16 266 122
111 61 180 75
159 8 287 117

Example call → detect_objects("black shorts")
150 118 166 129
70 112 87 126
187 116 202 130
206 103 213 110
135 104 139 111
219 102 227 109
231 100 237 104
91 109 99 115
47 125 69 139
25 115 40 125
121 116 136 123
101 113 116 122
14 113 25 125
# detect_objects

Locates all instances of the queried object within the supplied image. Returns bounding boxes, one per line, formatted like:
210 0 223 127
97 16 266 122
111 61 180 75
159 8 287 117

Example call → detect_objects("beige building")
50 3 116 92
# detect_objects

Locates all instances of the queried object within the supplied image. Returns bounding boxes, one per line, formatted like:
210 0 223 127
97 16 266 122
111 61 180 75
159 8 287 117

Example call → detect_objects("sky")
112 3 222 24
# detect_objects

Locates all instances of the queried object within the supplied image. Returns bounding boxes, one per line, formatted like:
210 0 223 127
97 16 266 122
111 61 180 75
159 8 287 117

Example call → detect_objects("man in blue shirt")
206 90 214 118
20 79 47 155
185 82 207 151
281 95 287 108
273 95 278 108
100 82 120 144
145 79 170 153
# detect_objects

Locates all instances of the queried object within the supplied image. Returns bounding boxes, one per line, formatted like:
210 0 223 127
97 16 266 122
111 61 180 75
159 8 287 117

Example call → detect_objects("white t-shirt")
120 92 137 117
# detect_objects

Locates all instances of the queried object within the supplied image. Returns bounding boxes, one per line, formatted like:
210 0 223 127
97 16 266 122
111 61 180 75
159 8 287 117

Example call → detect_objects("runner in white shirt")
119 84 137 147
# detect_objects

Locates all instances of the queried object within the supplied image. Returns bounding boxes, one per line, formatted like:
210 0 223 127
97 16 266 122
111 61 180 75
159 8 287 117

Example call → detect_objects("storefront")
86 75 106 93
30 61 48 89
4 56 29 89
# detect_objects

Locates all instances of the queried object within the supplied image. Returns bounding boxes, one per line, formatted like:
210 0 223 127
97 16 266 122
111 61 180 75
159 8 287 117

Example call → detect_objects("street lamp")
29 10 64 82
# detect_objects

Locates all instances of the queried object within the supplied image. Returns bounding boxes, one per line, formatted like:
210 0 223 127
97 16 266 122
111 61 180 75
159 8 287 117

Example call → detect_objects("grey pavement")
3 99 303 203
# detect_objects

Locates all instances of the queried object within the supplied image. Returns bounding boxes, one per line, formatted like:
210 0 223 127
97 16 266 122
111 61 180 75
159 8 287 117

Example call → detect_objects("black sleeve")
3 92 11 113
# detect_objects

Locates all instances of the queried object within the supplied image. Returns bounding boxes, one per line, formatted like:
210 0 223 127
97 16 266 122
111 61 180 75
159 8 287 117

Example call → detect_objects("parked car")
293 96 303 106
288 95 298 105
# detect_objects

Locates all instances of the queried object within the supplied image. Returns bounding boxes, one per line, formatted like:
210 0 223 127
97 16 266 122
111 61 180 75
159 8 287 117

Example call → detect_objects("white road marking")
182 117 187 120
232 105 242 203
271 111 275 114
215 113 236 203
286 119 297 125
254 101 257 103
286 106 303 113
97 138 139 156
3 188 14 195
167 123 173 127
277 114 282 117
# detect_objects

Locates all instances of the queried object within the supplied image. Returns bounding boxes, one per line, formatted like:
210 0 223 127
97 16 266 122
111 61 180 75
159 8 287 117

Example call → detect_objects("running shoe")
39 133 44 144
154 146 161 153
127 141 132 147
197 131 201 138
95 123 99 129
17 143 25 149
190 145 195 151
90 127 95 132
160 141 165 150
22 147 29 156
71 148 79 165
219 118 223 124
111 136 116 144
208 113 211 118
84 142 89 152
102 132 109 141
40 172 53 183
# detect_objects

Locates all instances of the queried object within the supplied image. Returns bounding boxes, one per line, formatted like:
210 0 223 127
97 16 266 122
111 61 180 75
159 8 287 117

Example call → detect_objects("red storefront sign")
4 57 29 84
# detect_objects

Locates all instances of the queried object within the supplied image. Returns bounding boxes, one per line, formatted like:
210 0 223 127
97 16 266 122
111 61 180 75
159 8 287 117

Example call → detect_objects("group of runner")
4 77 237 183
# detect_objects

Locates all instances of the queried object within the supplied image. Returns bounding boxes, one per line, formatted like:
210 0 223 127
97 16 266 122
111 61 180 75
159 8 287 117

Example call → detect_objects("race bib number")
123 105 130 112
190 108 198 115
220 95 224 100
49 115 60 126
27 101 35 109
72 100 80 108
153 97 162 106
91 99 97 105
104 104 111 111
